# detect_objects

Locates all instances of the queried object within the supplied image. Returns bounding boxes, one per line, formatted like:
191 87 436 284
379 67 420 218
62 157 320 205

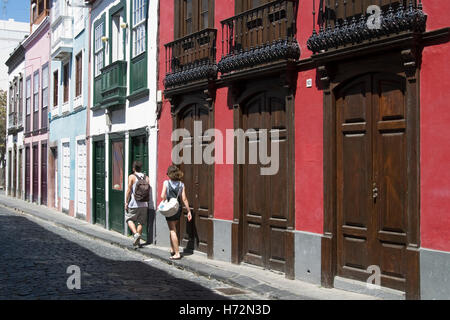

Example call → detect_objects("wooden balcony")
307 0 427 54
164 28 217 88
99 60 127 109
218 0 300 74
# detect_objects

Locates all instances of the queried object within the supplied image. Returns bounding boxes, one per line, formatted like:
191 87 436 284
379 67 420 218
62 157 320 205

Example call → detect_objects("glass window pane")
202 12 208 29
33 72 39 93
112 141 124 191
186 0 192 18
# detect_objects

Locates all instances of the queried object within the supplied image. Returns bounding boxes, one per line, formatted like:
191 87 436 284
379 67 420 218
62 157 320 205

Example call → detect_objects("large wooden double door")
177 104 213 255
240 92 290 274
336 73 409 292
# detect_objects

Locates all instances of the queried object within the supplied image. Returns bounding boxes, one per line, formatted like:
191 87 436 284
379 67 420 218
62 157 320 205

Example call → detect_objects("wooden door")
32 144 39 203
336 73 408 292
62 142 71 212
41 143 47 206
241 92 289 273
177 104 212 254
76 140 87 218
13 147 17 198
94 141 106 227
8 150 11 196
109 139 125 233
25 146 30 201
130 135 149 240
18 149 22 199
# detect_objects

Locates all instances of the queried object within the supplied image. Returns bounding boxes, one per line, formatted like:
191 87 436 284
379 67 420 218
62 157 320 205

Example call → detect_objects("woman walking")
160 165 192 260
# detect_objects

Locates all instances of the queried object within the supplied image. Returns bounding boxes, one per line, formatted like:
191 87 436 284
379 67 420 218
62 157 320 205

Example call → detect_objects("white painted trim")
105 133 110 230
124 131 130 235
75 135 86 142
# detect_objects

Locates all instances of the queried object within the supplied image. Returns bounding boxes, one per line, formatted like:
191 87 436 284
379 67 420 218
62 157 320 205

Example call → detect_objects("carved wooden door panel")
177 104 212 254
372 73 408 291
94 141 106 227
41 143 47 206
32 144 39 203
242 93 288 273
336 73 408 292
25 146 30 201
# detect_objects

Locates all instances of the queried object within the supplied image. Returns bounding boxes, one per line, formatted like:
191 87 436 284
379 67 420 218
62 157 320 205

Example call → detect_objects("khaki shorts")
125 207 148 226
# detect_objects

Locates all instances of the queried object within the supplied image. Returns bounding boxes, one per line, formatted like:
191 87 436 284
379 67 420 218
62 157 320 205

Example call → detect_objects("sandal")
170 255 182 260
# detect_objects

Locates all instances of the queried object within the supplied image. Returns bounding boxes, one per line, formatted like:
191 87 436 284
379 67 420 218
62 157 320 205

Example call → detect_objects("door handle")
373 183 378 199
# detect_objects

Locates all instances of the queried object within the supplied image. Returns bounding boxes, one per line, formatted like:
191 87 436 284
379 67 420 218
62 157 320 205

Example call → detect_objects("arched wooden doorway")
175 102 214 256
321 53 421 299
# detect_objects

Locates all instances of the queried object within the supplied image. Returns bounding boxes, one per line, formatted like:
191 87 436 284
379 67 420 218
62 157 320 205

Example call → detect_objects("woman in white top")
160 165 192 260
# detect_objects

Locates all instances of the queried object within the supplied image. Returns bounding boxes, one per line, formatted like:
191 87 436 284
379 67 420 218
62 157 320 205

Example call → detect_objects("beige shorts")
125 207 148 225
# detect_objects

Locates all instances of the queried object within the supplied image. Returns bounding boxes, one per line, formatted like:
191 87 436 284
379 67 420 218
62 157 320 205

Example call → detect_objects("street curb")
0 198 307 300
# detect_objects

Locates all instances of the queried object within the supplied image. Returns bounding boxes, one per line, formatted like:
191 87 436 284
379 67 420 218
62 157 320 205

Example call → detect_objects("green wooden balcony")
95 60 127 109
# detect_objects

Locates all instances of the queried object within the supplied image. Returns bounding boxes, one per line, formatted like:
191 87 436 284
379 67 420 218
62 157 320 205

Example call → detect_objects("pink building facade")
23 17 50 205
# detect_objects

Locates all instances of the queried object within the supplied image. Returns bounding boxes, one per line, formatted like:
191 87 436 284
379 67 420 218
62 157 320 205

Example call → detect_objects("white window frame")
26 77 31 115
42 64 49 110
33 71 39 113
94 21 104 77
132 0 146 58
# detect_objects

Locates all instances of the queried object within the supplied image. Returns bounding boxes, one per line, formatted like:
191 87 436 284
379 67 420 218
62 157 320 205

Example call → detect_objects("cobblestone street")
0 206 264 300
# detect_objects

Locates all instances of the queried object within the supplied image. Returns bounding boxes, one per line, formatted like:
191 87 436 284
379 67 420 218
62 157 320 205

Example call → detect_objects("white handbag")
156 181 181 218
157 197 179 218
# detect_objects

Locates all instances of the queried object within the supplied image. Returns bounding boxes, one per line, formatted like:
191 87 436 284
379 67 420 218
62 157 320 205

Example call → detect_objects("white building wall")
89 0 159 236
0 19 29 91
6 58 26 197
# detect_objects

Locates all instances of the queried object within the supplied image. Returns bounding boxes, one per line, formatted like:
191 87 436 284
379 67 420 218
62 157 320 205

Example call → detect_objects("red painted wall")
420 0 450 251
157 0 175 197
157 0 325 232
212 1 235 221
294 1 324 233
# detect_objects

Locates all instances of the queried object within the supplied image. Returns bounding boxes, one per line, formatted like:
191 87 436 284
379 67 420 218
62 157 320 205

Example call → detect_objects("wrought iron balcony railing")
307 0 427 54
164 28 217 88
218 0 300 74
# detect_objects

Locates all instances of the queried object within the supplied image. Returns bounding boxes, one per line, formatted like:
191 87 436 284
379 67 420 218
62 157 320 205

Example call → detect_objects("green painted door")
129 135 149 241
109 138 125 233
94 141 106 227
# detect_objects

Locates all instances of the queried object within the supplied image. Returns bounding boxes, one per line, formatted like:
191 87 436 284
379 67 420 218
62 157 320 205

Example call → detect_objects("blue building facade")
48 0 90 219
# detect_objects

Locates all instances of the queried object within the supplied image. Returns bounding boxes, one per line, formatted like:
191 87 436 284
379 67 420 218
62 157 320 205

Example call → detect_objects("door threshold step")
334 276 405 300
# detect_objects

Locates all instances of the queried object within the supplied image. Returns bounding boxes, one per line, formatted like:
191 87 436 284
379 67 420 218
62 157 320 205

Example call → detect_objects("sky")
2 0 30 23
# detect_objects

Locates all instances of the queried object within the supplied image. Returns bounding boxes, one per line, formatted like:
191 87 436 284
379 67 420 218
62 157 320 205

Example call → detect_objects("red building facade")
156 0 450 299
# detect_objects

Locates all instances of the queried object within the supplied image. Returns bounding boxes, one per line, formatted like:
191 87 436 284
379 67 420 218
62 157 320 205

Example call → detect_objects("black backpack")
134 174 150 202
